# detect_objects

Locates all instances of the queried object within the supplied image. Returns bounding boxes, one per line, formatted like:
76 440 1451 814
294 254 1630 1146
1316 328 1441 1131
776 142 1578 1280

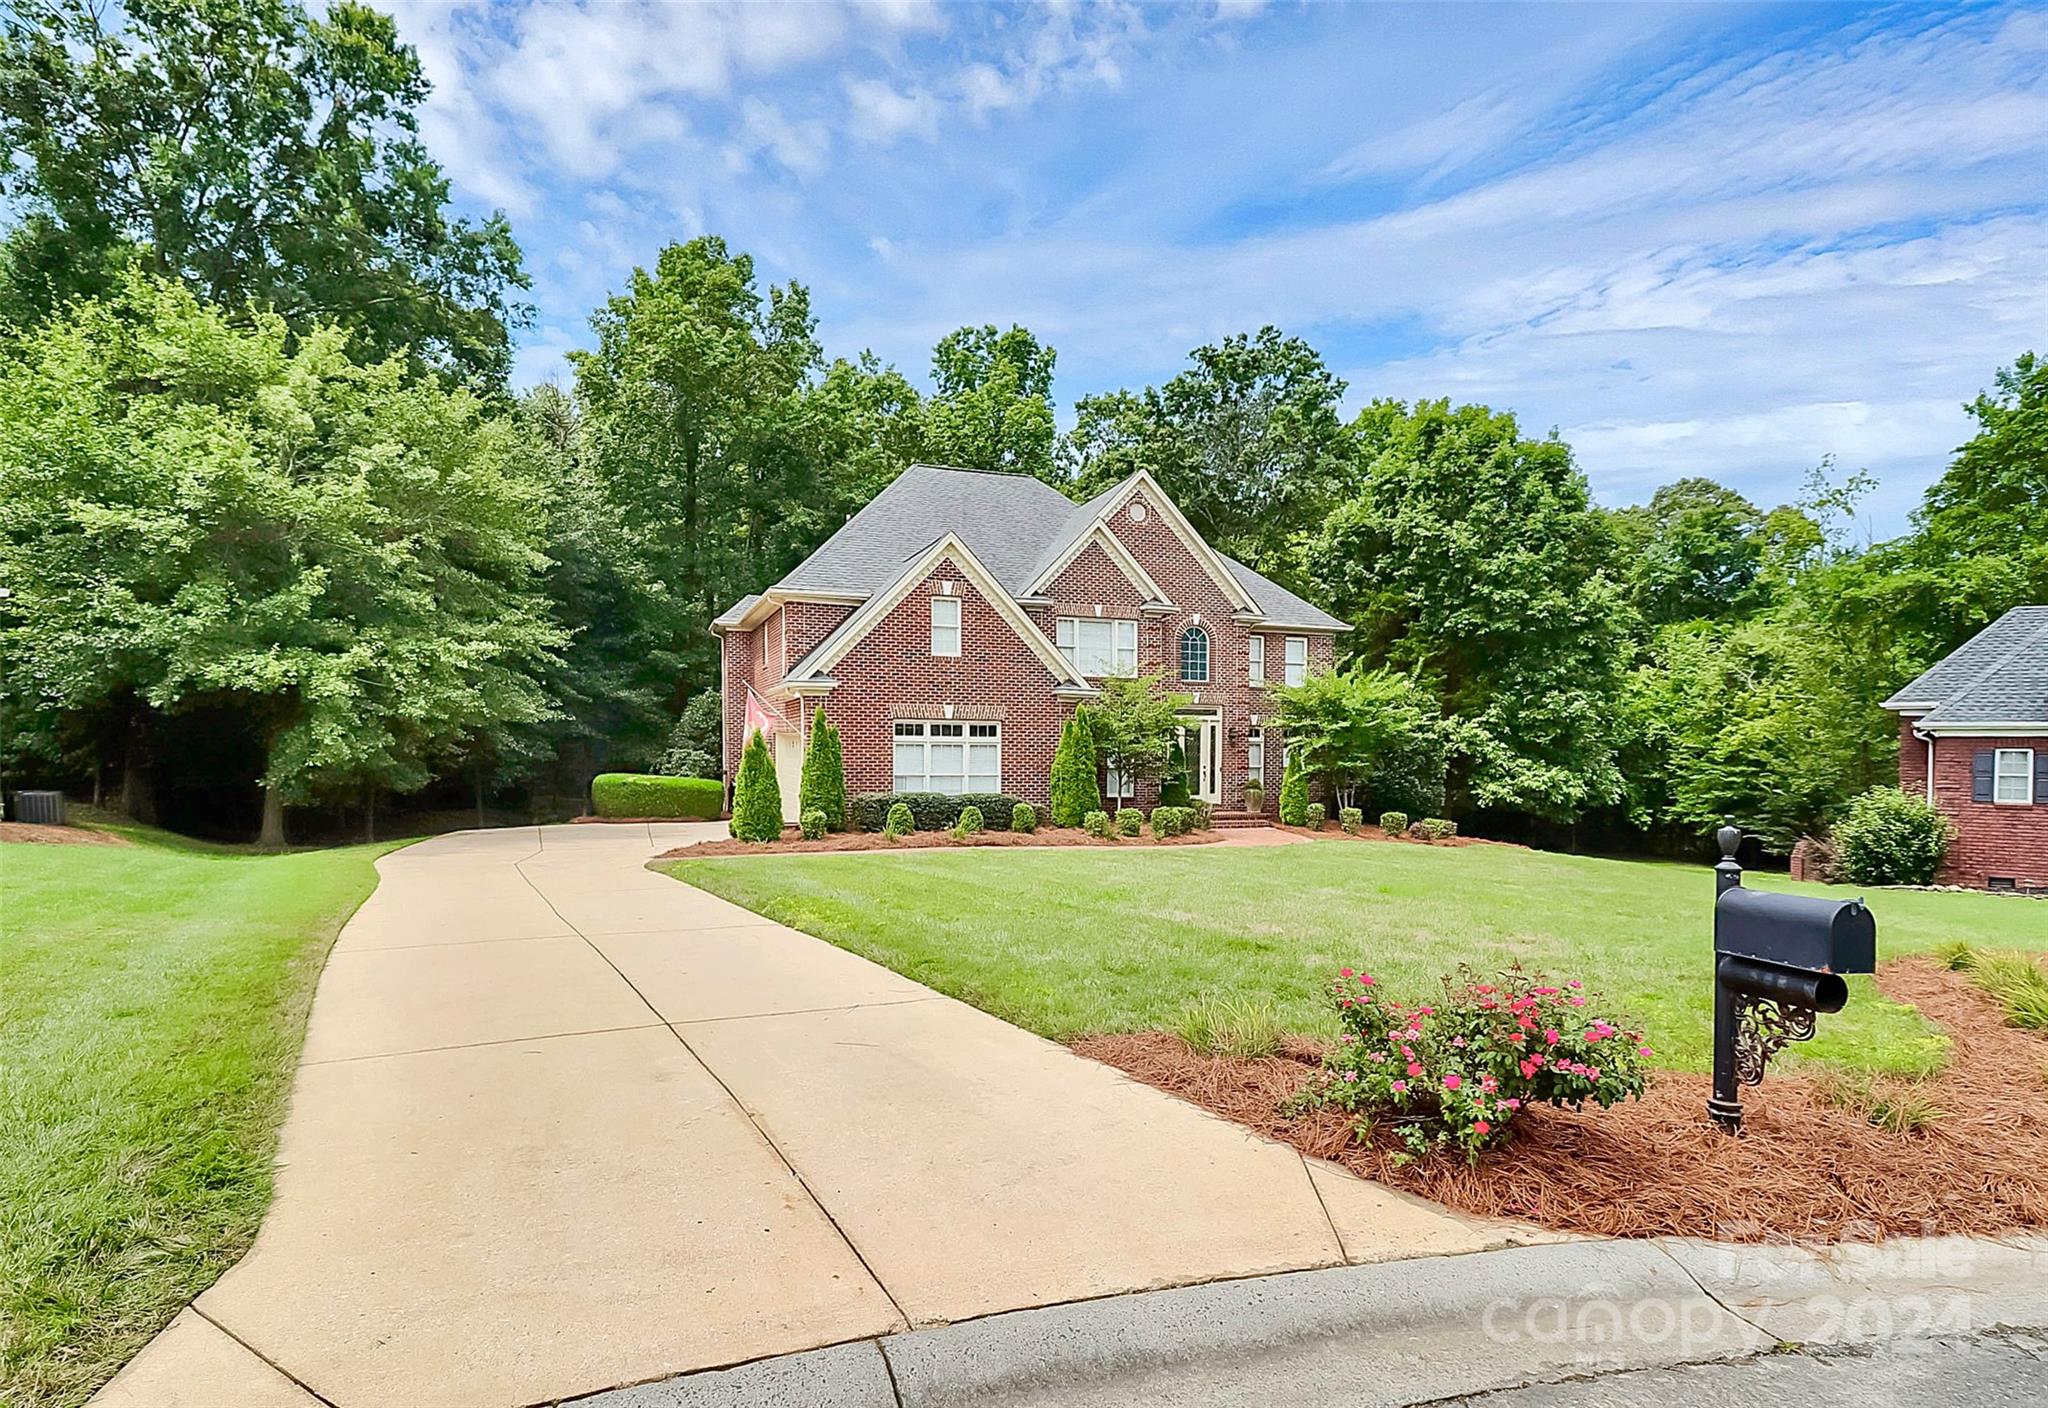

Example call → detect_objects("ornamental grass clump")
1307 966 1651 1161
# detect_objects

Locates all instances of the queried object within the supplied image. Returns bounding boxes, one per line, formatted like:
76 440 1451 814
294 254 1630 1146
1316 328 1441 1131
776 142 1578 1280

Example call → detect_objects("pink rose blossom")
1443 1074 1463 1090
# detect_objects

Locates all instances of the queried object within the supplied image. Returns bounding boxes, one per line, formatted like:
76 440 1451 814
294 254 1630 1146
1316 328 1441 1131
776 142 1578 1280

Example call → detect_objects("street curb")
566 1234 2048 1408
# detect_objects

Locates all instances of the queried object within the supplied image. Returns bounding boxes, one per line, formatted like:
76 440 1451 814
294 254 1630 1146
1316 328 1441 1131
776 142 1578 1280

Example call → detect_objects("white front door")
1180 716 1223 804
772 729 804 825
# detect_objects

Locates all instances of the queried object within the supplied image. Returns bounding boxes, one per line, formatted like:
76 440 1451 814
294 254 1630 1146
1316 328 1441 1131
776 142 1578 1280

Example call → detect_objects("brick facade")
720 483 1341 817
1897 716 2048 890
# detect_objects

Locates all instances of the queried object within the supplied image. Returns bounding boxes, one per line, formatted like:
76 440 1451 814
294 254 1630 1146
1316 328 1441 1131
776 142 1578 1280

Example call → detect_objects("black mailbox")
1715 888 1875 975
1707 827 1877 1133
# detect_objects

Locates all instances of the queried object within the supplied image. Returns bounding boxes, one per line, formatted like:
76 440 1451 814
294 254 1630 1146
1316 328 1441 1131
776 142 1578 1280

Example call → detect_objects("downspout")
1912 722 1934 804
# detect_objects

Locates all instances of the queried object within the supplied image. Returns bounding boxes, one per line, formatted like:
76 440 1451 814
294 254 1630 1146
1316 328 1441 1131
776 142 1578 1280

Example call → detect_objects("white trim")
1024 521 1170 603
1034 471 1258 613
712 588 869 635
1248 634 1264 685
930 595 961 656
891 719 1001 795
1178 623 1211 683
1057 615 1138 678
790 534 1090 688
1283 634 1308 687
1918 723 2048 737
1992 748 2035 805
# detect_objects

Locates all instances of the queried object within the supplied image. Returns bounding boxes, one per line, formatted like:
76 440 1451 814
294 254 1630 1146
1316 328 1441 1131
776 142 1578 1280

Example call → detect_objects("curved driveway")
95 824 1537 1408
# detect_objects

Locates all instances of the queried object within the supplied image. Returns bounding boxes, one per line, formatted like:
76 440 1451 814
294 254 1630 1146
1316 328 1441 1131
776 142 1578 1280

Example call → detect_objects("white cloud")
733 97 834 176
845 77 939 144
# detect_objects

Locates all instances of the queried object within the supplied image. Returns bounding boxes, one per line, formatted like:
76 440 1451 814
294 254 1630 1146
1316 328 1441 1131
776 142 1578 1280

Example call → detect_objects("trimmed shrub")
1379 810 1409 835
883 802 915 838
1189 799 1214 832
1011 802 1037 833
1115 807 1143 838
591 773 723 820
1833 787 1953 886
954 805 985 838
1408 817 1458 841
1083 810 1113 838
798 710 848 831
1150 806 1191 838
1340 806 1363 834
1303 802 1326 831
851 791 1021 832
799 808 827 841
1049 713 1102 827
729 731 783 842
1278 748 1309 826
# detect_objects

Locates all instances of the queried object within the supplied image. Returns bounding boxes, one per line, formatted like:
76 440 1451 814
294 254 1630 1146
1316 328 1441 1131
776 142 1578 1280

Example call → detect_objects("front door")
772 729 804 824
1179 715 1222 804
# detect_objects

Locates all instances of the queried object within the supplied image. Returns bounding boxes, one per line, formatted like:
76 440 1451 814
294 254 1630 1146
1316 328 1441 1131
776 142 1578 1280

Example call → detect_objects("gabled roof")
1884 606 2048 728
715 462 1349 633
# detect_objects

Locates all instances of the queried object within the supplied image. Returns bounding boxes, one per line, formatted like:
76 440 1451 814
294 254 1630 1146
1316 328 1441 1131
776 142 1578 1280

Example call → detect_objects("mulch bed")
1279 822 1523 850
0 821 128 846
658 825 1224 859
1073 956 2048 1243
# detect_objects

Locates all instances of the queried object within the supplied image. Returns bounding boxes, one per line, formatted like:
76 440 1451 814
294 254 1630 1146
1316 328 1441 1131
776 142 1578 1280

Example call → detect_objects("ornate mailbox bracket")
1732 994 1817 1085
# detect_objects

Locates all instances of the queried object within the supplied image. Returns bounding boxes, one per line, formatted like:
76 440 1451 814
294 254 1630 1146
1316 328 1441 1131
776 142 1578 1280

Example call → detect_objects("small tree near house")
1049 711 1102 827
798 710 848 830
1089 673 1192 811
730 729 783 842
1279 745 1310 826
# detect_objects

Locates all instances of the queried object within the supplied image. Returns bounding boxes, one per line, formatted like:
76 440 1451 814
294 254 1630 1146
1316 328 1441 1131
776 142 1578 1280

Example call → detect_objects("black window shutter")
2035 749 2048 806
1971 750 1995 803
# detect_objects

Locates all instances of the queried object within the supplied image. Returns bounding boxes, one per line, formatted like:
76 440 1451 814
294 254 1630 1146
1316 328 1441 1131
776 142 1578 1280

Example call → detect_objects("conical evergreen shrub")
1158 735 1191 807
731 729 783 842
1278 745 1309 827
798 709 847 830
1049 713 1101 827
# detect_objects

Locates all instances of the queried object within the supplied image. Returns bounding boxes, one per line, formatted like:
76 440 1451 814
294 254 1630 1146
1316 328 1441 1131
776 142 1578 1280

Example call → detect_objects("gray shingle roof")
1885 606 2048 726
709 593 761 629
721 462 1350 635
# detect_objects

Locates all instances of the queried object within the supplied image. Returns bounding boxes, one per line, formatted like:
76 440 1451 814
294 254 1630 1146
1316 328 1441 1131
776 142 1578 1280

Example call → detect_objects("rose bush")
1307 966 1651 1160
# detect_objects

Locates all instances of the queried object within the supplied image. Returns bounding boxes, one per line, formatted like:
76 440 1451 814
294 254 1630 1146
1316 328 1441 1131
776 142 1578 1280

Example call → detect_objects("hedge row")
591 773 724 820
850 791 1022 832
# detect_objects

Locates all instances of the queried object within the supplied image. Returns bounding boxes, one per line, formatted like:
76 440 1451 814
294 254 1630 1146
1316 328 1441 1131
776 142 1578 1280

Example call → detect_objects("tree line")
1 0 2041 850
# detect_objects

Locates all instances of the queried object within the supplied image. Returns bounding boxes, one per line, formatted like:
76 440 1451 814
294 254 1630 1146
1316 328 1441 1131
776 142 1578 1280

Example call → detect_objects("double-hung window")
1247 727 1264 786
1994 748 2035 805
1056 617 1137 676
893 721 999 794
1283 635 1308 686
930 596 961 656
1248 635 1265 684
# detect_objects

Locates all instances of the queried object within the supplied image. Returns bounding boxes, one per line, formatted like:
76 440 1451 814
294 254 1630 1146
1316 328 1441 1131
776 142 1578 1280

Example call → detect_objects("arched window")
1178 626 1210 683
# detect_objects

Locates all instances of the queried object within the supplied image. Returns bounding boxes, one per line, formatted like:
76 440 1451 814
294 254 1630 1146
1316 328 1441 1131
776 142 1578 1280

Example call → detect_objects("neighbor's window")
1179 626 1210 683
1248 634 1264 684
1247 727 1264 786
1994 748 2034 805
1056 617 1137 676
1284 635 1308 686
893 720 999 794
931 596 961 656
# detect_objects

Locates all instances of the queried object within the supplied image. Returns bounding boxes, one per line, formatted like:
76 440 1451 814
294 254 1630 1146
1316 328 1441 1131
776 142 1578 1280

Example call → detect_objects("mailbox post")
1709 825 1877 1133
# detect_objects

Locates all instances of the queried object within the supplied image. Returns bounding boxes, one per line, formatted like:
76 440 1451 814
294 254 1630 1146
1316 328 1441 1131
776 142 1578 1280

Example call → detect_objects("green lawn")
0 829 392 1408
663 840 2046 1079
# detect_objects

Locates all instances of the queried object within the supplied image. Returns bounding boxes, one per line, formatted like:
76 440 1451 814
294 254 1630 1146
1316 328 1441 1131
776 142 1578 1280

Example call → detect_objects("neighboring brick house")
1884 606 2048 891
710 464 1347 823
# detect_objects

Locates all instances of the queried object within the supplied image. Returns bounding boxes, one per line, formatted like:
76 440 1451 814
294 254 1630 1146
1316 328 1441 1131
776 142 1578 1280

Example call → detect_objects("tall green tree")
1608 478 1784 625
1062 328 1347 570
1301 399 1632 821
1086 673 1191 809
1048 712 1101 826
0 0 530 384
0 276 562 845
921 324 1057 479
1265 665 1440 812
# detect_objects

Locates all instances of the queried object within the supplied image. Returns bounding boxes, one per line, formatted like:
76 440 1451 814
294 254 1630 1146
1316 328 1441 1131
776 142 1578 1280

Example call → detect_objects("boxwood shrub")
1833 787 1953 886
1150 805 1194 838
1083 809 1113 838
1115 807 1143 838
799 808 828 841
1340 806 1363 834
851 791 1020 833
1011 802 1037 833
1189 799 1214 831
883 802 915 838
1408 817 1458 841
954 805 985 838
591 773 724 820
1379 810 1409 835
1303 802 1326 831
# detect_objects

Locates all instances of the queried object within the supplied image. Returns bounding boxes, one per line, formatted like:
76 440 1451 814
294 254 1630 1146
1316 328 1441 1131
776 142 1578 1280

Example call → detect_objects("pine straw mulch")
658 825 1223 859
1072 956 2048 1243
0 821 129 846
1278 821 1523 850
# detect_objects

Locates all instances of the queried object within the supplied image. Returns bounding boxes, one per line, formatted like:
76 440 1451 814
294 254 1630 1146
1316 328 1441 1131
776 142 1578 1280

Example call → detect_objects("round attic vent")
1128 501 1148 523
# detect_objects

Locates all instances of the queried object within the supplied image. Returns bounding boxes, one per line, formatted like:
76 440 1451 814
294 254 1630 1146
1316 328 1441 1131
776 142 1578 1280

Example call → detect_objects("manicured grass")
662 840 2046 1080
0 829 392 1407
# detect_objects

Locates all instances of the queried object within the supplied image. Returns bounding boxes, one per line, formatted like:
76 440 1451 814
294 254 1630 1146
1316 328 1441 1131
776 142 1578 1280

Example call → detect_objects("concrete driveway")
95 824 1544 1408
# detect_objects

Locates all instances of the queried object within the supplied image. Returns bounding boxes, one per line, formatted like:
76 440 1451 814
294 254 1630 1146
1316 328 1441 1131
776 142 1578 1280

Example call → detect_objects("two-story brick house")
711 465 1347 822
1884 605 2048 891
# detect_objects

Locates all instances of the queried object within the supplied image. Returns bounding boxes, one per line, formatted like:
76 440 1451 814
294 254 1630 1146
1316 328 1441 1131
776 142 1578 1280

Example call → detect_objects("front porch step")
1210 810 1273 829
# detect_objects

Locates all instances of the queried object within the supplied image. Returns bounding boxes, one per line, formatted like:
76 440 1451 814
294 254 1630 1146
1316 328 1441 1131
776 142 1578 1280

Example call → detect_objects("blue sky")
390 0 2047 533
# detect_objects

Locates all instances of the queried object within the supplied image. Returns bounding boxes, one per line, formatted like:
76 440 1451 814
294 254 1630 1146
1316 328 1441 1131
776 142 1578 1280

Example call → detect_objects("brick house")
710 465 1347 823
1884 605 2048 891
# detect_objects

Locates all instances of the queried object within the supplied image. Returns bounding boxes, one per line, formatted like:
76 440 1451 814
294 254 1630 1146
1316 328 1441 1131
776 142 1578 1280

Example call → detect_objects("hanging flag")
744 686 785 740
